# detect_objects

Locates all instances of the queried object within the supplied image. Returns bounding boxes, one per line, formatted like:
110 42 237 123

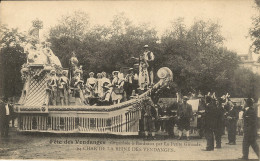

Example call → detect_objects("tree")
0 25 27 98
249 0 260 53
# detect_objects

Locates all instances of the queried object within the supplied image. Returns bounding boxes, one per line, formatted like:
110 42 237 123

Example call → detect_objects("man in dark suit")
204 96 222 151
239 98 259 160
226 101 238 145
177 96 193 141
0 97 10 137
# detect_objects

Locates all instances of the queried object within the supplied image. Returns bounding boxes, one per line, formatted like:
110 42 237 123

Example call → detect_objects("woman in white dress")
85 72 97 97
96 73 103 97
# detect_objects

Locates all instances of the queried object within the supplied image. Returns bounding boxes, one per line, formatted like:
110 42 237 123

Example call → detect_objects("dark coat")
177 103 192 119
205 103 221 130
243 107 258 140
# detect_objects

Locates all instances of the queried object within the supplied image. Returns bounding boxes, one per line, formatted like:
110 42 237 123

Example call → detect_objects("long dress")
111 77 124 102
138 54 150 90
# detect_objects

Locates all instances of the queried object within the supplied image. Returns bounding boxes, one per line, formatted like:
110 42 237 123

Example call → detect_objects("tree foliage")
0 25 27 98
250 0 260 53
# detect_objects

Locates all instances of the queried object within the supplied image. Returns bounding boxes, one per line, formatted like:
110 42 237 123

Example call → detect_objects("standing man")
0 97 10 137
204 96 217 151
143 45 155 86
226 102 238 145
142 98 157 140
177 96 193 141
239 98 259 160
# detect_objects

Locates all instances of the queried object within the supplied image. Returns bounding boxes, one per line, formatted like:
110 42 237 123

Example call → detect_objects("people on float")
86 72 97 97
143 45 155 86
71 69 85 105
69 51 79 79
58 70 70 106
239 98 259 160
100 72 112 97
124 68 135 100
142 98 157 140
96 73 103 97
177 96 193 141
111 71 124 104
138 46 150 90
42 42 62 67
97 83 111 106
46 70 58 105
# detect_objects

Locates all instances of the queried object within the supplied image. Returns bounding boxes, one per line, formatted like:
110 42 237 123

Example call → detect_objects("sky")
0 0 259 59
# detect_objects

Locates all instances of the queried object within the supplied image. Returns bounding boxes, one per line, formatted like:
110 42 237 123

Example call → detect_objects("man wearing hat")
143 45 155 86
124 68 134 100
177 96 193 140
239 98 259 160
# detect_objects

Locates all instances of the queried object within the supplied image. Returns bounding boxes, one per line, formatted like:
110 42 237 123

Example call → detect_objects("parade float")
14 21 174 135
14 56 173 135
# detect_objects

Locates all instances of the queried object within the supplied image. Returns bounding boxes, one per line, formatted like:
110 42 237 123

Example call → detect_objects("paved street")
0 128 259 160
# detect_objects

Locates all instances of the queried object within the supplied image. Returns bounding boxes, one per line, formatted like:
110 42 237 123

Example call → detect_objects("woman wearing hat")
111 71 124 104
97 82 111 106
86 72 97 98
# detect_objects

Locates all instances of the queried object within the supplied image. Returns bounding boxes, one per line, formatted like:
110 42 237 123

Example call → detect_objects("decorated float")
14 22 174 135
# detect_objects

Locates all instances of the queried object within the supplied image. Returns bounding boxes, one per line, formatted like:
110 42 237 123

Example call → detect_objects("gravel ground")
0 128 259 160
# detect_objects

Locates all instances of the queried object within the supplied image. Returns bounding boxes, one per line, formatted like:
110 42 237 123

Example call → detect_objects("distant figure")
239 98 259 160
237 108 244 136
143 45 155 86
177 96 193 141
0 97 10 137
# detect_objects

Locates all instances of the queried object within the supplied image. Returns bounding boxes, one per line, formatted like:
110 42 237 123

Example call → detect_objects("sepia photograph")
0 0 260 160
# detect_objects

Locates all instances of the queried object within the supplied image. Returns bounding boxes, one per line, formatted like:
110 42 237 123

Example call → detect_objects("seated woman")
111 71 124 104
97 82 111 106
